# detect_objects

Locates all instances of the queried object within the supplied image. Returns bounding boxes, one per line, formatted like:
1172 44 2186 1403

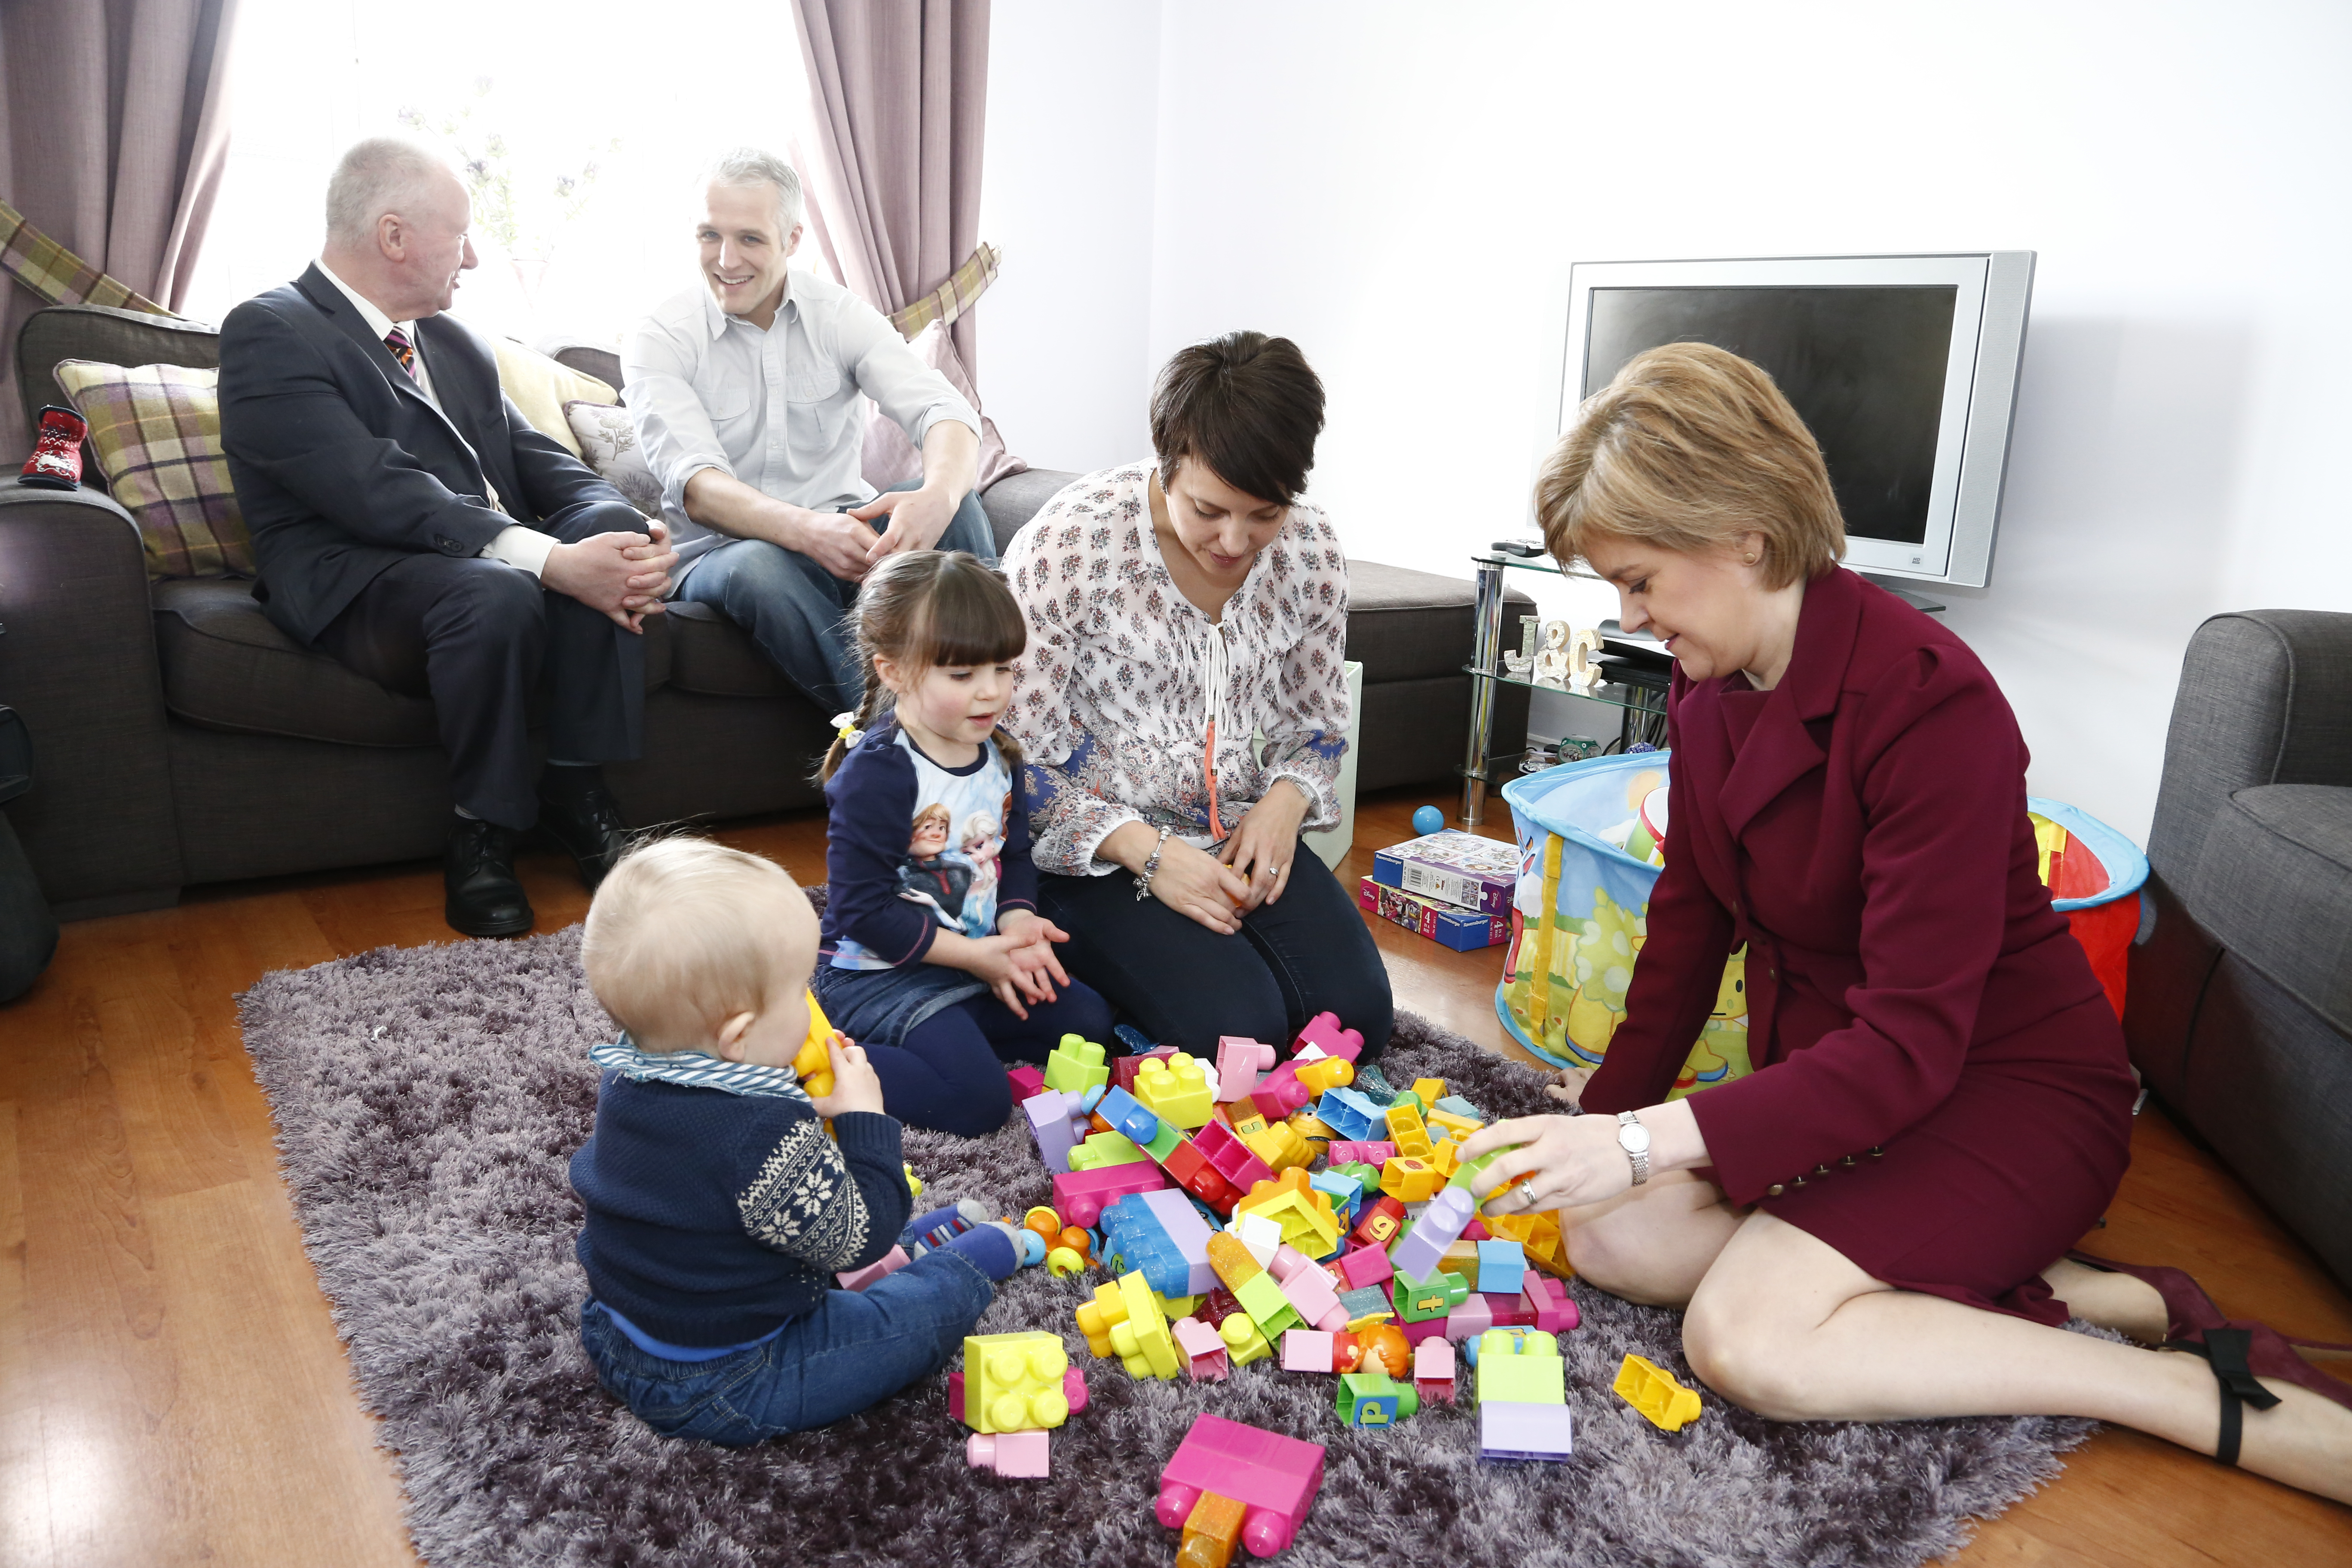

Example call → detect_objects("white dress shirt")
622 268 980 579
312 259 554 579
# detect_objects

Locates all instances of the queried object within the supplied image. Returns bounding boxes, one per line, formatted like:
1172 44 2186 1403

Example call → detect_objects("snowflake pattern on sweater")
1003 461 1351 876
738 1119 875 1271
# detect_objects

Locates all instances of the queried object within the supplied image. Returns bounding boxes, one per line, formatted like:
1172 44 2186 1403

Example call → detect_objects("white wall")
987 0 2352 844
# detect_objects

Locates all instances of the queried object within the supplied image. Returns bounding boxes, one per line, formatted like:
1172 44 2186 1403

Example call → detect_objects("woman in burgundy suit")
1462 344 2352 1502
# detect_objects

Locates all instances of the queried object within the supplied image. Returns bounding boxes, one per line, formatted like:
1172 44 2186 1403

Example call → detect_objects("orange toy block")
1178 1489 1248 1568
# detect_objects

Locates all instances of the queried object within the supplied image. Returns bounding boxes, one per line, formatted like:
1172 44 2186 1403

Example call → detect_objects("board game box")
1369 829 1519 918
1358 877 1510 951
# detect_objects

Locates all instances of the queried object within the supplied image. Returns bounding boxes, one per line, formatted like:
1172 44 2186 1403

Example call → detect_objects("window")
183 0 817 348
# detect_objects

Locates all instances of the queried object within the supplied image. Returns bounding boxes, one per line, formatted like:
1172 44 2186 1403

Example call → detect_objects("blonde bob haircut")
1534 342 1846 591
581 837 812 1053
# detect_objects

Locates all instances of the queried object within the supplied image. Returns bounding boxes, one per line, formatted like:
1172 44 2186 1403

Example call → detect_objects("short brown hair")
819 550 1029 781
1534 343 1845 590
1151 331 1325 505
581 837 812 1052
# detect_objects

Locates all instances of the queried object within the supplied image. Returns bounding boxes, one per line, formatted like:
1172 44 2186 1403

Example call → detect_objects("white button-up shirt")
312 259 554 577
621 269 980 577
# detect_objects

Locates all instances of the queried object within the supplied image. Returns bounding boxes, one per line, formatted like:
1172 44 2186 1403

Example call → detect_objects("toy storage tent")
1496 756 2146 1087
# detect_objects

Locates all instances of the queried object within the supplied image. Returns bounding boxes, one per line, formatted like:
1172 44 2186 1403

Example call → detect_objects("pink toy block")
1327 1140 1396 1167
1332 1244 1393 1292
968 1430 1052 1477
1522 1274 1580 1335
836 1244 910 1292
1051 1159 1171 1228
1063 1365 1091 1414
1215 1035 1278 1102
1007 1064 1048 1101
1158 1413 1326 1559
1139 1187 1219 1296
1462 1218 1491 1241
1387 1187 1474 1283
947 1370 964 1422
1444 1295 1495 1341
1192 1118 1278 1195
1415 1338 1457 1403
1275 1256 1349 1332
1172 1316 1230 1381
1114 1044 1180 1093
1292 1011 1364 1060
1400 1316 1447 1348
1282 1328 1335 1371
1485 1291 1536 1329
1025 1089 1086 1173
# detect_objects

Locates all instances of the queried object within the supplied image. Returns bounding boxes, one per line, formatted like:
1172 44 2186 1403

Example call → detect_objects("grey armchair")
2125 609 2352 1289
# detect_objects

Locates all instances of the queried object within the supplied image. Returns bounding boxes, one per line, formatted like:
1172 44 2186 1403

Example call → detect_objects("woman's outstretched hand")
1459 1112 1635 1215
1218 780 1310 911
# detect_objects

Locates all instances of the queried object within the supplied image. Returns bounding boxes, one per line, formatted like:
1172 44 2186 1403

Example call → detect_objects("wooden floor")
0 786 2345 1565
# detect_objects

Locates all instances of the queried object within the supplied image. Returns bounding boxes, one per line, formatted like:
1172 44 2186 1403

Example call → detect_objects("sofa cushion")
153 578 675 746
490 339 614 457
980 467 1081 556
662 600 793 698
566 400 662 519
2191 783 2352 1034
1344 561 1538 685
54 359 249 579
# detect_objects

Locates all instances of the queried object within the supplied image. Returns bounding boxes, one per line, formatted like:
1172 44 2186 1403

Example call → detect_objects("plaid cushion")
52 359 250 579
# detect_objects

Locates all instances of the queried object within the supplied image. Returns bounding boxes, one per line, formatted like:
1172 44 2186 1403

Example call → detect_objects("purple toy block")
1157 1413 1326 1559
1051 1159 1170 1228
836 1244 910 1292
1171 1316 1230 1381
1140 1188 1218 1296
1215 1035 1277 1102
1387 1187 1475 1283
1332 1244 1393 1292
1479 1402 1574 1462
1025 1089 1085 1173
968 1430 1053 1476
1282 1328 1335 1371
1007 1064 1048 1102
1522 1273 1580 1335
1444 1295 1495 1342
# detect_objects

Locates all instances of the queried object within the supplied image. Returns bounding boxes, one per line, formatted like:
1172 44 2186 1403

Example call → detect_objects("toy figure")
957 809 1004 937
893 802 973 923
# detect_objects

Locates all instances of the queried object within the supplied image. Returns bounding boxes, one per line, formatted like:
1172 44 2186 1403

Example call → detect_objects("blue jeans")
579 1247 993 1444
676 481 996 715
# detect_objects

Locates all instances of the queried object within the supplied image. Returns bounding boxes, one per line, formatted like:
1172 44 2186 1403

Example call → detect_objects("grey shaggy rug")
238 926 2102 1568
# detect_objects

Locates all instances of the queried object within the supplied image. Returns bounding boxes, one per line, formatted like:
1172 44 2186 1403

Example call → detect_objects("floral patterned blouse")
1004 461 1352 877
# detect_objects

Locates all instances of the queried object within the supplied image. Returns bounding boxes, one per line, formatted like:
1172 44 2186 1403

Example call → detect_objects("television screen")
1582 286 1960 548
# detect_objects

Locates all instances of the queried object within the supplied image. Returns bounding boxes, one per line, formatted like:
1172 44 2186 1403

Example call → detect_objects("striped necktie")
384 327 418 381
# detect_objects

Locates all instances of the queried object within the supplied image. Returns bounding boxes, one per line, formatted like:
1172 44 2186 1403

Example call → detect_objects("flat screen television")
1556 253 2035 589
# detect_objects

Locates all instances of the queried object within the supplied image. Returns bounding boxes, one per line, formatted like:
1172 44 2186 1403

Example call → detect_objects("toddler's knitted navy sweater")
570 1074 912 1347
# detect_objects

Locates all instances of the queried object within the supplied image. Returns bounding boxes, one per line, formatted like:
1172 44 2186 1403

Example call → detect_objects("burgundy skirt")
1741 990 2140 1326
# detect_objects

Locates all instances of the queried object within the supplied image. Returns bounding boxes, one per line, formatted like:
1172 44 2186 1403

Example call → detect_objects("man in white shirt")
622 148 990 714
219 138 677 938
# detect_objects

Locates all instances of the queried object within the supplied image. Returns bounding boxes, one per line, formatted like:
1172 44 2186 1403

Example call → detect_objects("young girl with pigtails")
815 550 1112 1136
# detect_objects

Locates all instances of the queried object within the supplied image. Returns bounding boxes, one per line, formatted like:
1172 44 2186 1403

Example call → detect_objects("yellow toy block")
1235 1168 1343 1258
1219 1312 1272 1367
1287 1112 1337 1143
1426 1109 1481 1143
1134 1052 1214 1129
1410 1077 1446 1106
1384 1103 1435 1159
1428 1140 1462 1178
1227 1105 1271 1139
1294 1056 1355 1095
1074 1270 1182 1380
963 1332 1073 1433
790 991 837 1098
1381 1155 1442 1203
1485 1209 1572 1278
1157 1292 1199 1322
1476 1328 1565 1406
1614 1353 1703 1431
1241 1121 1314 1174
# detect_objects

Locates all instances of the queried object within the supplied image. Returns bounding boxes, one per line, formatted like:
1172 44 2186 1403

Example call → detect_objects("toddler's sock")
903 1198 992 1256
937 1221 1021 1281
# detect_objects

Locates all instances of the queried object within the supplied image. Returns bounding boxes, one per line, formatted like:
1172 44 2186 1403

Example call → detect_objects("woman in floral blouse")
1003 333 1392 1059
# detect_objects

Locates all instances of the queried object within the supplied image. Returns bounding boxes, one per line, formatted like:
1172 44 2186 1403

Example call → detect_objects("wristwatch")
1616 1110 1651 1185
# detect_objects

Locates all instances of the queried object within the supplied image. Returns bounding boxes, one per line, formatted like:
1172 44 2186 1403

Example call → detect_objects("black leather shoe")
445 818 533 937
536 774 633 891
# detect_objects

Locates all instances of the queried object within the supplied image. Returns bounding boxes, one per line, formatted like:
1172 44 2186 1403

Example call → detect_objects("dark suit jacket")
1581 567 2132 1205
217 263 628 644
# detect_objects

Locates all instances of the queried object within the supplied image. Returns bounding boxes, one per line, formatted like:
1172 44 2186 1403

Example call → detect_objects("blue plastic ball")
1412 804 1445 836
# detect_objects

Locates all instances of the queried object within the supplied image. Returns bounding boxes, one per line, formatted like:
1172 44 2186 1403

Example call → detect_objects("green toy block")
1448 1146 1508 1193
1476 1328 1566 1406
1139 1116 1184 1164
1394 1267 1470 1323
1387 1090 1423 1118
1069 1130 1148 1170
1337 1369 1421 1427
1334 1160 1382 1197
1234 1271 1302 1338
1043 1035 1109 1094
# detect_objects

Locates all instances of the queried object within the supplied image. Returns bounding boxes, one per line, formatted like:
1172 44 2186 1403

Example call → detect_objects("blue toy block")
1094 1084 1162 1145
1315 1086 1381 1143
1476 1239 1527 1298
1100 1188 1216 1298
1433 1094 1485 1121
1308 1170 1363 1228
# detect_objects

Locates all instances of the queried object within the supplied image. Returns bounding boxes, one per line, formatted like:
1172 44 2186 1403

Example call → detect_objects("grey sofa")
0 303 1526 920
2124 609 2352 1289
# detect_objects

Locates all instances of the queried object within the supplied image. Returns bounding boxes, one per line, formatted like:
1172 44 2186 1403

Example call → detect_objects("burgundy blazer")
1579 567 2114 1205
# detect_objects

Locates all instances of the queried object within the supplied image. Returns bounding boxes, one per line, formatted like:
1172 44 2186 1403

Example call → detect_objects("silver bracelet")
1132 826 1174 901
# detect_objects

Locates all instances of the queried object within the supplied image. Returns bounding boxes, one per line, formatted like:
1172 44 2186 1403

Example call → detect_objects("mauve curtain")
0 0 239 447
790 0 990 377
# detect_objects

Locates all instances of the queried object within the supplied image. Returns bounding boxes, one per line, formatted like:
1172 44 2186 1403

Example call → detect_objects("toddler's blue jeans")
579 1246 992 1444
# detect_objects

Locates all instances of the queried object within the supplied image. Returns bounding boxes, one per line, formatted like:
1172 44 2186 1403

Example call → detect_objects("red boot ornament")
18 404 87 490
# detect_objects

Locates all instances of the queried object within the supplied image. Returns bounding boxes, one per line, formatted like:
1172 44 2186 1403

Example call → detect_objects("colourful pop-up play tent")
1496 757 2146 1087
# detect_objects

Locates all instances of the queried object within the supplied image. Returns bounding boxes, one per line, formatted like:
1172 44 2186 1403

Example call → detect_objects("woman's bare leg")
1681 1212 2352 1504
1553 1170 1743 1308
2038 1255 2168 1342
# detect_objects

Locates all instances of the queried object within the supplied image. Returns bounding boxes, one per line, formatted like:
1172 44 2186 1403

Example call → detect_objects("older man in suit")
219 138 677 937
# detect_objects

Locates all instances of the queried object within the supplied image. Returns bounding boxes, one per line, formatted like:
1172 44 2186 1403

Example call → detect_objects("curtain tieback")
0 197 177 316
888 242 1001 340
